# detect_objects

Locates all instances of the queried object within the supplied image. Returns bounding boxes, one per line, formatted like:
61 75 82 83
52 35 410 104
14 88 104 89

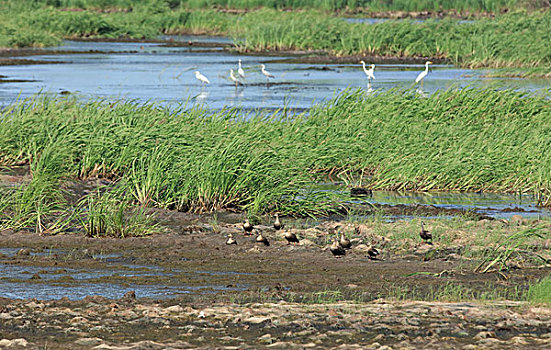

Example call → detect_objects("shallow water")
0 249 247 300
322 186 550 219
377 191 548 219
0 37 548 110
343 17 474 24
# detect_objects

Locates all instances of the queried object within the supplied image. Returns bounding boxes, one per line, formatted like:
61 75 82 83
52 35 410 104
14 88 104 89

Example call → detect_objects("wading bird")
260 64 274 84
238 59 245 80
194 71 210 85
256 230 270 246
360 60 375 88
229 69 242 87
243 219 253 235
415 61 433 88
226 233 237 245
420 221 432 244
284 230 299 245
330 239 346 257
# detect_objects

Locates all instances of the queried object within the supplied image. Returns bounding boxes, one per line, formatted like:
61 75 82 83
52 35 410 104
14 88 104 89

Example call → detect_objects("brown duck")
367 245 380 260
420 222 432 244
243 219 253 235
340 232 352 249
284 230 299 245
330 240 346 257
226 233 237 245
255 231 270 246
273 213 283 230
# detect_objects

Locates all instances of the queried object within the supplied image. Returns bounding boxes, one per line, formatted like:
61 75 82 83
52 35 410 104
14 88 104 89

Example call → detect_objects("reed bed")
0 1 548 70
1 88 550 217
236 9 550 68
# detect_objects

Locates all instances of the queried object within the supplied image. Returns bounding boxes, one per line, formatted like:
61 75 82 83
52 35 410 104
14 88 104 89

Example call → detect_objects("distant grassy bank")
1 88 550 220
0 1 549 71
7 0 544 14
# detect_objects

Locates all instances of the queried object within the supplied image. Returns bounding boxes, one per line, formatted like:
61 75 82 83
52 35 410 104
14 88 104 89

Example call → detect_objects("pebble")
0 338 28 347
165 305 184 313
75 338 103 346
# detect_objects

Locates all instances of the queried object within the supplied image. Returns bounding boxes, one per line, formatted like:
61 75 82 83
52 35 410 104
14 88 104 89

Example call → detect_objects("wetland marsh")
0 1 550 348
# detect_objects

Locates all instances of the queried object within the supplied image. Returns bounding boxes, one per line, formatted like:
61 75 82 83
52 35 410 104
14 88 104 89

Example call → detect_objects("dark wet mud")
0 215 549 302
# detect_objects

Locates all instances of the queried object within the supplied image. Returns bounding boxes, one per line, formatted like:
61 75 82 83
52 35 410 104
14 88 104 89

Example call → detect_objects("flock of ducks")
195 60 433 88
226 215 433 259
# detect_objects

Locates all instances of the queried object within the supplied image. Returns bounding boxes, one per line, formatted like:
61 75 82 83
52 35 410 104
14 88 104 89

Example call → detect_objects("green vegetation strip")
0 1 549 70
1 88 550 220
4 0 534 14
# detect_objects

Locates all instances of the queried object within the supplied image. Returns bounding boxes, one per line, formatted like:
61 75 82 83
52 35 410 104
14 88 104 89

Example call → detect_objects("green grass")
1 88 550 220
475 227 547 273
10 0 541 14
526 276 551 303
235 9 551 68
0 2 549 70
77 188 159 238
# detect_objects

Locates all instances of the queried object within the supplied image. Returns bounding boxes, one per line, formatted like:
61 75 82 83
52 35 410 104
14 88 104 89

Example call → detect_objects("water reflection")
195 91 209 104
416 88 428 97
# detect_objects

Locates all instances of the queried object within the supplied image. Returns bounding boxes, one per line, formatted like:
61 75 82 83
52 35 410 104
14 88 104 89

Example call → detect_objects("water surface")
1 37 547 110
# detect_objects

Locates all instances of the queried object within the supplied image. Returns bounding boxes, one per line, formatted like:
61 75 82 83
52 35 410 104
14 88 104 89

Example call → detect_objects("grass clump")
525 276 551 304
0 142 71 234
1 88 550 217
78 188 158 238
475 227 547 273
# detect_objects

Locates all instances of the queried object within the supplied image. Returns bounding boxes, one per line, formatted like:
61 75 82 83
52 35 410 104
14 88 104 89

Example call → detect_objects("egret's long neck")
362 62 366 70
239 61 242 69
425 63 430 72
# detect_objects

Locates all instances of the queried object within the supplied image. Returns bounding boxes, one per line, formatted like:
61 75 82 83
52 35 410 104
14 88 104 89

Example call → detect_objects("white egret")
229 69 242 87
260 64 274 84
360 60 375 88
194 71 210 85
238 59 245 79
415 61 433 88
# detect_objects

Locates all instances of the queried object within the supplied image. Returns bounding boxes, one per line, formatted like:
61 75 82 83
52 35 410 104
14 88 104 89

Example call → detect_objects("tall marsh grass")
1 0 548 69
1 88 550 216
236 9 551 68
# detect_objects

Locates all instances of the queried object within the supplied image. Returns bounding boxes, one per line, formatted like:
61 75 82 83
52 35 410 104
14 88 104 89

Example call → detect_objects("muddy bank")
1 213 549 302
0 36 448 67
